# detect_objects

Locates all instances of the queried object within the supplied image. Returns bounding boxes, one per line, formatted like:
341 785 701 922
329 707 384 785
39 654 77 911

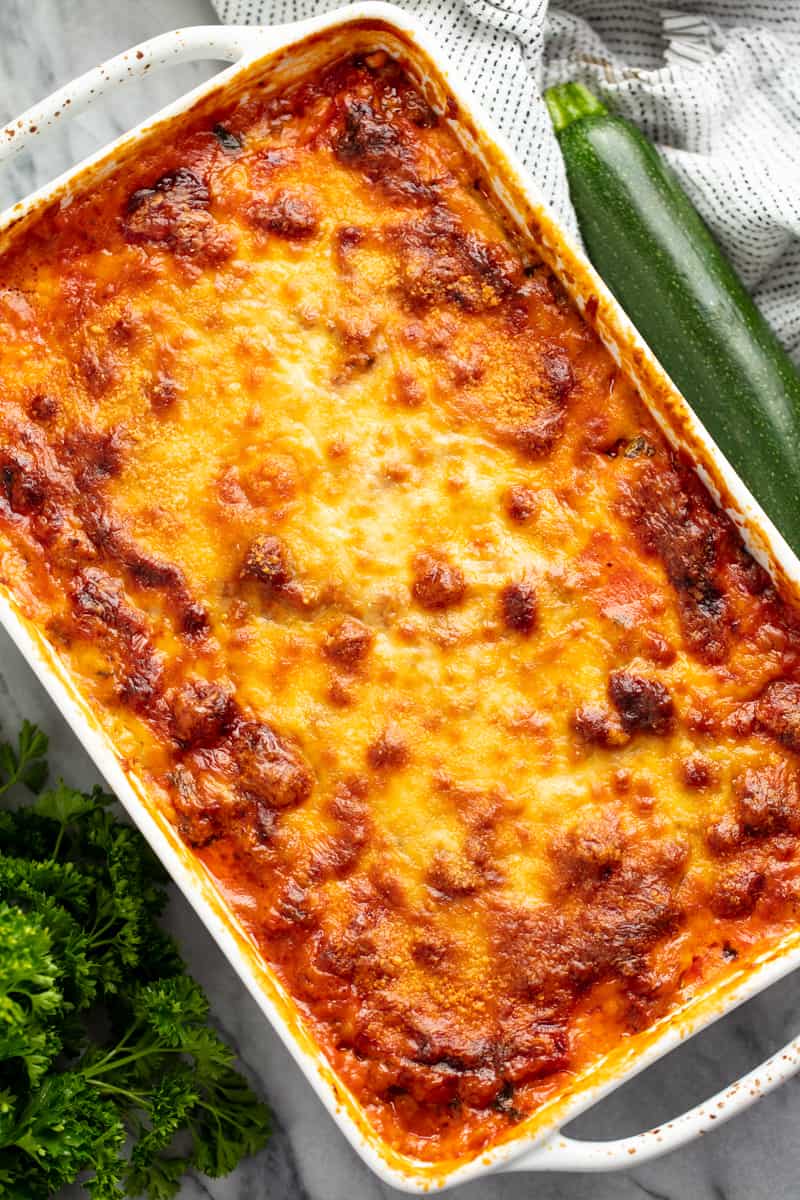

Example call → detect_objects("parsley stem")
86 1079 148 1107
81 1023 138 1074
0 771 18 796
81 1040 185 1079
89 936 118 951
50 824 66 861
87 911 117 940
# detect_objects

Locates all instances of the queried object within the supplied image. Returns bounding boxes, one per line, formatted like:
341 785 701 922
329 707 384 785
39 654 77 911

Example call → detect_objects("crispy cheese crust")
2 52 800 1163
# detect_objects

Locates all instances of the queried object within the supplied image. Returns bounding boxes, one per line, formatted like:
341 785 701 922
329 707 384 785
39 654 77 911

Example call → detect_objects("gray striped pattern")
212 0 800 361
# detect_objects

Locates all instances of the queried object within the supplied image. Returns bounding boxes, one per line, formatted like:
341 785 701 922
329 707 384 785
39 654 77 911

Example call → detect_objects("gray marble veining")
1 2 798 1197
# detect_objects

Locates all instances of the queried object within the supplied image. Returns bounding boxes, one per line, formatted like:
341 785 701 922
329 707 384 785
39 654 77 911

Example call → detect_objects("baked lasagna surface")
3 51 800 1164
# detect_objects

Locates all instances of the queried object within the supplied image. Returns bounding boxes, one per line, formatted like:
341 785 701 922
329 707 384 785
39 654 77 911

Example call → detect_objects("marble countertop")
1 2 799 1198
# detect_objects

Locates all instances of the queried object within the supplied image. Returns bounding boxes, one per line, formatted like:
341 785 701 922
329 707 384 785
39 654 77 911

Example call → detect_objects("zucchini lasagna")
2 48 800 1165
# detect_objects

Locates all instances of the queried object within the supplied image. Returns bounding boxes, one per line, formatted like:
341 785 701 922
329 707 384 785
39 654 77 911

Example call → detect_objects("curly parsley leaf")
0 807 59 859
35 779 105 827
0 904 62 1076
133 975 210 1044
0 721 49 796
124 1152 187 1200
4 1071 125 1197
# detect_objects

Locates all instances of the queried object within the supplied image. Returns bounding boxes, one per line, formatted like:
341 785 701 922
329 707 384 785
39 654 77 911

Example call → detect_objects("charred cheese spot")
505 484 537 523
327 677 354 707
411 551 466 611
734 763 800 837
334 97 437 204
232 720 313 810
69 566 166 717
608 670 674 735
125 167 209 234
61 427 125 489
680 754 716 789
618 459 730 663
641 629 676 666
168 678 235 749
76 496 210 642
212 123 243 153
78 345 118 397
392 368 425 407
0 446 48 515
541 343 575 403
550 817 625 893
709 864 765 918
571 703 629 748
28 393 58 423
241 534 292 589
322 616 373 669
706 764 800 857
486 342 576 461
755 680 800 752
366 724 409 770
71 565 135 633
335 223 365 269
332 309 382 379
122 167 236 264
168 764 231 849
387 205 520 312
500 580 537 634
245 189 319 240
425 850 481 898
149 372 179 412
706 812 745 856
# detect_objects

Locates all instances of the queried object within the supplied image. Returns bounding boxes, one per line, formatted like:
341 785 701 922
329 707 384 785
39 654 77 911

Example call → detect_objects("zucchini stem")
544 82 607 134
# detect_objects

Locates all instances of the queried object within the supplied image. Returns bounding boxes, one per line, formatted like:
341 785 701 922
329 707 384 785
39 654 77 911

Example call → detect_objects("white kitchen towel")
212 0 800 362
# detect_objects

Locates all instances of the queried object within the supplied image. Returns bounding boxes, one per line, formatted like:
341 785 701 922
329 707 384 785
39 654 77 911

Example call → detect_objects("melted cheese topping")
2 52 800 1165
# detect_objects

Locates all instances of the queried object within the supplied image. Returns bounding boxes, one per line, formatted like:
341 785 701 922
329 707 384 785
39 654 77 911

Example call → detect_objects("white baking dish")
2 4 800 1190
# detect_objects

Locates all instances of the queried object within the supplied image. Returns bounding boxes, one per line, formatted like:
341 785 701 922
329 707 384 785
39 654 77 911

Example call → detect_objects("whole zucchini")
545 82 800 556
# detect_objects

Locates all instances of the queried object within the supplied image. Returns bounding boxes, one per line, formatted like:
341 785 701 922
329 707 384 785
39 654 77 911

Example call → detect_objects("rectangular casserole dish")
2 4 800 1189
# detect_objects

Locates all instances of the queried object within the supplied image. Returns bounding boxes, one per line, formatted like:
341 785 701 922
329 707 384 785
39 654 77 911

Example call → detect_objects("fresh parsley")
0 722 270 1198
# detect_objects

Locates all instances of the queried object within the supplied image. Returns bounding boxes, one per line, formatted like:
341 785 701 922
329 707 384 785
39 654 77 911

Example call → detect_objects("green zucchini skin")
545 83 800 556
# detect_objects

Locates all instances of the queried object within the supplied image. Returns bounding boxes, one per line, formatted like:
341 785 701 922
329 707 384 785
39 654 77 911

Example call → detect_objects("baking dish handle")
0 24 281 167
505 1031 800 1173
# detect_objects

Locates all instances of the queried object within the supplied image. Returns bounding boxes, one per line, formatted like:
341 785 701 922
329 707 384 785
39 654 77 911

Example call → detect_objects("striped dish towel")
211 0 800 362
